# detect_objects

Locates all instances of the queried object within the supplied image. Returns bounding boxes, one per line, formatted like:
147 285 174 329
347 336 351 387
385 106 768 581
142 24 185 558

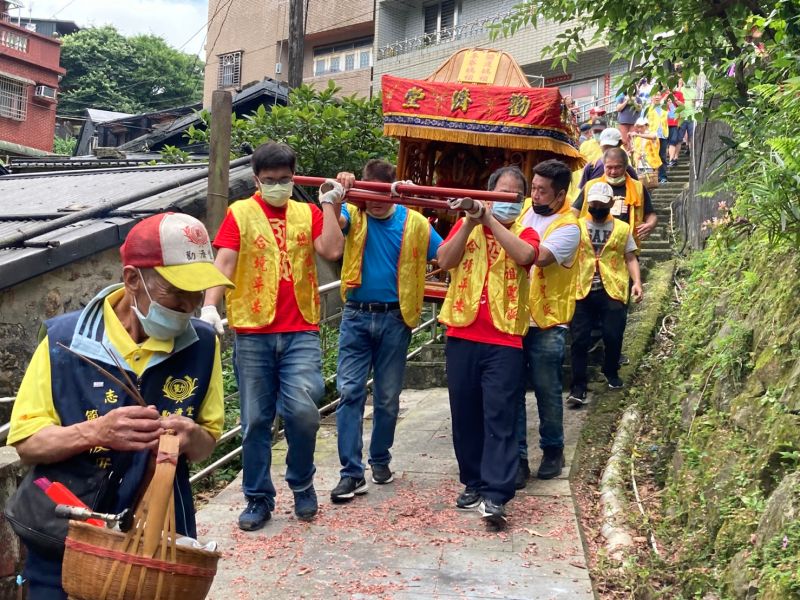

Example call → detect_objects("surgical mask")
588 206 611 220
260 182 293 207
532 203 555 216
593 132 602 141
491 201 522 223
132 270 193 340
606 175 626 185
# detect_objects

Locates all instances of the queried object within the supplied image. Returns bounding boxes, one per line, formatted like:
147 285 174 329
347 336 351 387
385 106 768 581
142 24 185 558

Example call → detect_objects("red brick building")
1 1 64 154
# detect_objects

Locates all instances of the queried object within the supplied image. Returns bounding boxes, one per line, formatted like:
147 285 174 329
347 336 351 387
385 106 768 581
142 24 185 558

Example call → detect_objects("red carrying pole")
344 188 452 211
292 176 520 203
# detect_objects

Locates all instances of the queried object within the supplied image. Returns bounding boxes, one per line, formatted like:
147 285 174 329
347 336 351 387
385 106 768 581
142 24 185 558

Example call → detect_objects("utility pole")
206 90 232 237
288 0 305 89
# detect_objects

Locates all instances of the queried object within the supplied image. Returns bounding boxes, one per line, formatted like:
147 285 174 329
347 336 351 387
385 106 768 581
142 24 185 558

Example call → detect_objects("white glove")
200 306 224 335
319 179 345 205
447 197 484 220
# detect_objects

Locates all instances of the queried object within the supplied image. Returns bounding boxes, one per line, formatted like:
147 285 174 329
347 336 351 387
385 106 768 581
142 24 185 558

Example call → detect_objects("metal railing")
377 10 516 60
189 300 438 484
0 279 443 484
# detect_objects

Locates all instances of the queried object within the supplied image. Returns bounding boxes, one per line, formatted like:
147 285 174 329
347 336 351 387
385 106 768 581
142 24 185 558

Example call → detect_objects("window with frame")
423 0 459 41
217 51 242 89
312 37 373 77
0 75 26 121
560 78 599 110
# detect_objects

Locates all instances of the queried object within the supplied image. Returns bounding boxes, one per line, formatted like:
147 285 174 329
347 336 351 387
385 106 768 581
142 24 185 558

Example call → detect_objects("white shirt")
519 209 581 267
520 207 581 329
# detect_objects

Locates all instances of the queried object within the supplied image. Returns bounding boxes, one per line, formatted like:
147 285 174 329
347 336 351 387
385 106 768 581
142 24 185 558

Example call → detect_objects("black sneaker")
537 447 565 480
606 375 624 389
479 498 507 526
330 476 368 503
514 458 530 490
456 487 481 509
238 498 271 531
371 464 394 484
566 388 588 408
293 485 318 521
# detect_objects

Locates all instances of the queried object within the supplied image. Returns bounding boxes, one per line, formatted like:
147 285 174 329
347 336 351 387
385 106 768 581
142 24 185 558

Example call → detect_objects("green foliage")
58 26 203 116
186 81 398 176
159 145 192 164
493 0 800 245
617 234 800 596
751 519 800 594
53 136 77 155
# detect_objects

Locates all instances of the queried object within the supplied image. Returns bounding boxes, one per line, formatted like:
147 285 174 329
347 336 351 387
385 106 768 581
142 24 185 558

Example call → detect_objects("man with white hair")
578 127 639 189
568 182 643 405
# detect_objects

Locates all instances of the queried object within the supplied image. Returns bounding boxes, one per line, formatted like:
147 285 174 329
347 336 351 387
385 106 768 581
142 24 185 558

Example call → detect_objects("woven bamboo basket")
62 433 220 600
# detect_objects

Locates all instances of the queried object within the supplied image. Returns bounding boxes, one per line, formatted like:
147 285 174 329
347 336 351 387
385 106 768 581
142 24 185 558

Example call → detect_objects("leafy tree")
492 1 800 244
58 26 203 116
187 81 398 177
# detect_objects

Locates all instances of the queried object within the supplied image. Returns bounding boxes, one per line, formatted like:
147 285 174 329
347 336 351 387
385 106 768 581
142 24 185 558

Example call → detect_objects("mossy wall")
637 235 800 598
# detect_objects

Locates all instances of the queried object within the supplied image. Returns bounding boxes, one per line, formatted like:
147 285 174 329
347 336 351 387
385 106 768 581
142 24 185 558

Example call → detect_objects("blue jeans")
336 307 412 478
234 331 323 507
516 327 568 457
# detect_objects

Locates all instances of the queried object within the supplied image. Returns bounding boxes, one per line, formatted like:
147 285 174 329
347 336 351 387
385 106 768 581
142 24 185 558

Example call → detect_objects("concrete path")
195 388 593 600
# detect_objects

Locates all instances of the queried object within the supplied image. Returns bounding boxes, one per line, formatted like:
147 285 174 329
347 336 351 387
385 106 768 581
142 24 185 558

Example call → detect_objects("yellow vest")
576 216 631 303
632 136 662 169
646 105 669 138
225 198 320 328
517 199 581 329
439 219 530 336
340 205 431 327
580 175 645 248
579 138 602 163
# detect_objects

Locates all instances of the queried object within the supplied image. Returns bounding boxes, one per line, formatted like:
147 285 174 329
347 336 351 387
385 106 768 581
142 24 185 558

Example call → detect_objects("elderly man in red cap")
5 213 233 600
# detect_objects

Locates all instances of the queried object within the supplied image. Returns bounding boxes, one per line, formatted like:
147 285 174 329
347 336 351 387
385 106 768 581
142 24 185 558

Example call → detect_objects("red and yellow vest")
580 175 645 248
225 198 320 328
576 215 631 303
439 220 530 336
340 205 431 328
517 199 581 329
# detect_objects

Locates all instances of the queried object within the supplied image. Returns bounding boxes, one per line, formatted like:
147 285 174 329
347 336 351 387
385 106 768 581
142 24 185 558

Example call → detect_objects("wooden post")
206 90 232 237
288 0 305 89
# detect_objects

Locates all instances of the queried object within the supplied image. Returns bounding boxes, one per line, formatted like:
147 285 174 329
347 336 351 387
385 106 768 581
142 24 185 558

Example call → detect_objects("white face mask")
260 182 293 207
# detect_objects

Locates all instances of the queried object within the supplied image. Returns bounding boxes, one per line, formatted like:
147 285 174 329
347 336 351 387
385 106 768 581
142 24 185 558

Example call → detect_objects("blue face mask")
132 270 193 341
492 201 522 223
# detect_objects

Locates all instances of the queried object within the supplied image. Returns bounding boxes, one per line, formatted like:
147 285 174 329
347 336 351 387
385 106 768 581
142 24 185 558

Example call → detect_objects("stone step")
640 248 674 261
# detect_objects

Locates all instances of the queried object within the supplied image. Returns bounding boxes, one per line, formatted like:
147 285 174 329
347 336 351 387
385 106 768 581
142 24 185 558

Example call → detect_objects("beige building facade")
203 0 375 104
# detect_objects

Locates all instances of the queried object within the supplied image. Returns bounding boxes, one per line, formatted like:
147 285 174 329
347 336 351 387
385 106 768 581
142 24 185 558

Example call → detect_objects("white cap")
599 127 622 147
587 182 614 203
635 116 649 126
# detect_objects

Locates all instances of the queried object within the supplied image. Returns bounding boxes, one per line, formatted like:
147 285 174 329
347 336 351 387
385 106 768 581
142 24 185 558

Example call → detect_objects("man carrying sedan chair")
328 159 443 503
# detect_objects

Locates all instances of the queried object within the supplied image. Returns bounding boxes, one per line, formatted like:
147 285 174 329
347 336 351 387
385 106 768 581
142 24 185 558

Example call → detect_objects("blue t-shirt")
342 204 443 303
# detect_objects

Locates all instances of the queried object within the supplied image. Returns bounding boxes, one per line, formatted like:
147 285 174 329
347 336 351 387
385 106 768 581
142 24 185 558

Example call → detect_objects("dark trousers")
445 337 523 505
23 545 67 600
571 289 628 389
658 138 668 180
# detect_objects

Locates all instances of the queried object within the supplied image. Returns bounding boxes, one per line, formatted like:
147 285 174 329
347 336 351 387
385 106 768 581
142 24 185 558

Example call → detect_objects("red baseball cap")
120 213 234 291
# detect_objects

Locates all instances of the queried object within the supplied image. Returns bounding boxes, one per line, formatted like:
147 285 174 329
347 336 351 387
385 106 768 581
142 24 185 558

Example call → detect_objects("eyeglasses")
257 176 293 185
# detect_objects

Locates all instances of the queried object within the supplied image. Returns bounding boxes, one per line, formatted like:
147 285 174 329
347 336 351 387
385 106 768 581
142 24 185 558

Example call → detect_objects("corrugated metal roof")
0 163 210 219
0 160 254 290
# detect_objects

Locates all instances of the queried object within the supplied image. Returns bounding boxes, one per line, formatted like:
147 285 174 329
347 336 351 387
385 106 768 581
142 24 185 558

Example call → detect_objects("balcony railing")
0 23 28 52
377 10 516 61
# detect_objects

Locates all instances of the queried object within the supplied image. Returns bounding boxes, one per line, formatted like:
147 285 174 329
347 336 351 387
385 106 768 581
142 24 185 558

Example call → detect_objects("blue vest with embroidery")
45 311 216 539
